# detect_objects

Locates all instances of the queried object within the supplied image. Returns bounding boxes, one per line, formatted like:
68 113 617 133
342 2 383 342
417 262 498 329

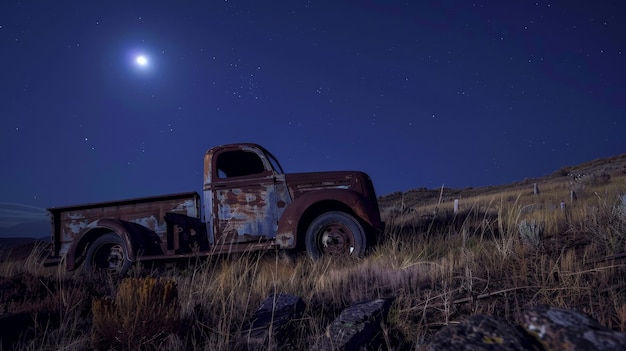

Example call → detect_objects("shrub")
91 277 180 350
584 171 611 186
518 220 544 248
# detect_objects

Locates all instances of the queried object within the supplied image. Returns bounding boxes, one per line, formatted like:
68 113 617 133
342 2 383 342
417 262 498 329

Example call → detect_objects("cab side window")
216 151 266 178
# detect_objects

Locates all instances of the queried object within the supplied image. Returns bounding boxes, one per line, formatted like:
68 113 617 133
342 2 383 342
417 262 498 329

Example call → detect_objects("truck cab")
204 144 291 249
204 143 383 257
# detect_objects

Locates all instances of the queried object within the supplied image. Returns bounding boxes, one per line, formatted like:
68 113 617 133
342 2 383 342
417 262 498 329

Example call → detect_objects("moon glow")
135 55 148 66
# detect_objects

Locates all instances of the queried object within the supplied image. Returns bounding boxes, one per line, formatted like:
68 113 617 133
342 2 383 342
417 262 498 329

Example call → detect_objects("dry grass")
1 172 625 350
92 277 180 350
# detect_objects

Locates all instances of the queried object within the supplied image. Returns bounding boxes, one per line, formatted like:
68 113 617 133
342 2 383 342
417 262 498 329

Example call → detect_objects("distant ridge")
379 152 626 209
0 220 49 239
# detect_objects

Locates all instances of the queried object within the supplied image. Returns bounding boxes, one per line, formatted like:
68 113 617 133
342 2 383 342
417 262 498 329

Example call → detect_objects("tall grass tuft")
91 277 180 350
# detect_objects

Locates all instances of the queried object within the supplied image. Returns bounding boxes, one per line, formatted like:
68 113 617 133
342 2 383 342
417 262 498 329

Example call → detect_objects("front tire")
84 233 132 276
305 211 366 259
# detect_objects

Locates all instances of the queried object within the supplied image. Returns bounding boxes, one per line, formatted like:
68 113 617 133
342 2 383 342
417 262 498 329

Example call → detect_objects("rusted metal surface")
285 171 384 227
285 171 355 197
47 192 200 262
275 174 385 245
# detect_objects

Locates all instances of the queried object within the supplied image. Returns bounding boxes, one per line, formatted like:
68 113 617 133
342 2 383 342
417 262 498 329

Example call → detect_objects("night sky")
1 1 625 229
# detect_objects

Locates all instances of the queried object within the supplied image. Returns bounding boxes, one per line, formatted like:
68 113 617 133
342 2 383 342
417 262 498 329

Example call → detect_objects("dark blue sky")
1 1 624 214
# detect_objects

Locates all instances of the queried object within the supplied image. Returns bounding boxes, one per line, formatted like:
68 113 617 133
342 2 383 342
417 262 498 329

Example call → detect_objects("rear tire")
305 211 366 259
84 233 132 276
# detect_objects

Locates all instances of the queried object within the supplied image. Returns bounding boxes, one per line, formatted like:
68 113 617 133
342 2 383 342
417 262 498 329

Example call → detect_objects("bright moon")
135 55 148 66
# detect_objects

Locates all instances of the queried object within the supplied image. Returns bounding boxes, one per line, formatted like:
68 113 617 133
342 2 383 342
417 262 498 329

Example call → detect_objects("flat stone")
238 293 305 350
420 314 540 351
313 298 392 351
522 304 626 351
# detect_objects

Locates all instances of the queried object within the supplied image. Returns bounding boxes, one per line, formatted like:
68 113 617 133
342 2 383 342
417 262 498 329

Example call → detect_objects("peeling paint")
215 183 281 242
131 215 167 236
276 232 295 247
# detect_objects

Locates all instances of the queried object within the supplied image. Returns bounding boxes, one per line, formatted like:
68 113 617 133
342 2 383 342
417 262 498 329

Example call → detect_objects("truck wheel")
84 233 131 275
305 211 366 259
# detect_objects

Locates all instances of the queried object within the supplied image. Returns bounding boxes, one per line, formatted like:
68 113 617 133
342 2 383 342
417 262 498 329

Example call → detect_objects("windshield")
265 150 284 174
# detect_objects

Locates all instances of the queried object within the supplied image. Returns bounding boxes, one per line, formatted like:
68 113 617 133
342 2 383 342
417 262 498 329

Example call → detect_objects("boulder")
238 293 305 350
313 298 392 351
420 314 540 351
522 304 626 351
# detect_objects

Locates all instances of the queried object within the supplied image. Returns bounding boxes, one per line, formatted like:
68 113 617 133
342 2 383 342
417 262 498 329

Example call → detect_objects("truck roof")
204 143 271 157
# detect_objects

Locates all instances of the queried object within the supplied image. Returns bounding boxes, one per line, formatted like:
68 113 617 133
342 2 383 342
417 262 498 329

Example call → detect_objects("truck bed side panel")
48 192 200 258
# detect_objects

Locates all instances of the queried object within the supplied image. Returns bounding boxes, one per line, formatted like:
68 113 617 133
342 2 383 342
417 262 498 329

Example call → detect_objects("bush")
518 220 544 248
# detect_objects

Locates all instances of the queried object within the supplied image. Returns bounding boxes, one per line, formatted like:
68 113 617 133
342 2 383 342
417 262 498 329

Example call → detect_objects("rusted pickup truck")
45 143 384 274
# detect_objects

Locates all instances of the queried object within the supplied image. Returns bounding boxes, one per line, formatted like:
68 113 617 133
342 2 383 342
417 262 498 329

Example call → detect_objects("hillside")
379 152 626 210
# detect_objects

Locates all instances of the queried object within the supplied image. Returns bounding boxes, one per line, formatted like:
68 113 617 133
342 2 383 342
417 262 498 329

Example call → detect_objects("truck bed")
47 192 201 260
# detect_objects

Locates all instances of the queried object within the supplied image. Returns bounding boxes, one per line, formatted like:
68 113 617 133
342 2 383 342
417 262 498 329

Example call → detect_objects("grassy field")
1 156 625 350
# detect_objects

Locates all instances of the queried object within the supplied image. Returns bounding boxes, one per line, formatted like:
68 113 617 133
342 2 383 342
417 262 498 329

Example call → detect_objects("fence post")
533 183 540 195
454 199 459 214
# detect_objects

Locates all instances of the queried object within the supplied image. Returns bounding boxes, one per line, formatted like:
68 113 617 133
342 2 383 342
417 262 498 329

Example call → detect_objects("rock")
522 304 626 351
420 314 540 351
313 298 392 351
230 293 626 351
237 293 305 350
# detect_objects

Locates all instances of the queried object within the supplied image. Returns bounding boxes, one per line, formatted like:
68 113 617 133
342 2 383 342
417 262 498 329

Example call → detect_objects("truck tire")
84 233 132 276
305 211 366 259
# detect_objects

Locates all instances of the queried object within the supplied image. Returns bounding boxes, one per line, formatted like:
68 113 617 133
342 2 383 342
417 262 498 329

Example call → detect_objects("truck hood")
284 171 375 199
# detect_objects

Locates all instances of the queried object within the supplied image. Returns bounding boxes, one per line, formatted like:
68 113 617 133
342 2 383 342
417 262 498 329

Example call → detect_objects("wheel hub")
107 245 124 269
320 223 355 255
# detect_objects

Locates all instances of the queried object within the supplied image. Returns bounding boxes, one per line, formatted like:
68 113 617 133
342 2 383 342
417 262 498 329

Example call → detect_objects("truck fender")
65 219 161 271
275 189 376 249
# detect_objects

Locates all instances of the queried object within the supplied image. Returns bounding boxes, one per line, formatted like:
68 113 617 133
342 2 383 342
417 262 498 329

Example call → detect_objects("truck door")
208 148 290 244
